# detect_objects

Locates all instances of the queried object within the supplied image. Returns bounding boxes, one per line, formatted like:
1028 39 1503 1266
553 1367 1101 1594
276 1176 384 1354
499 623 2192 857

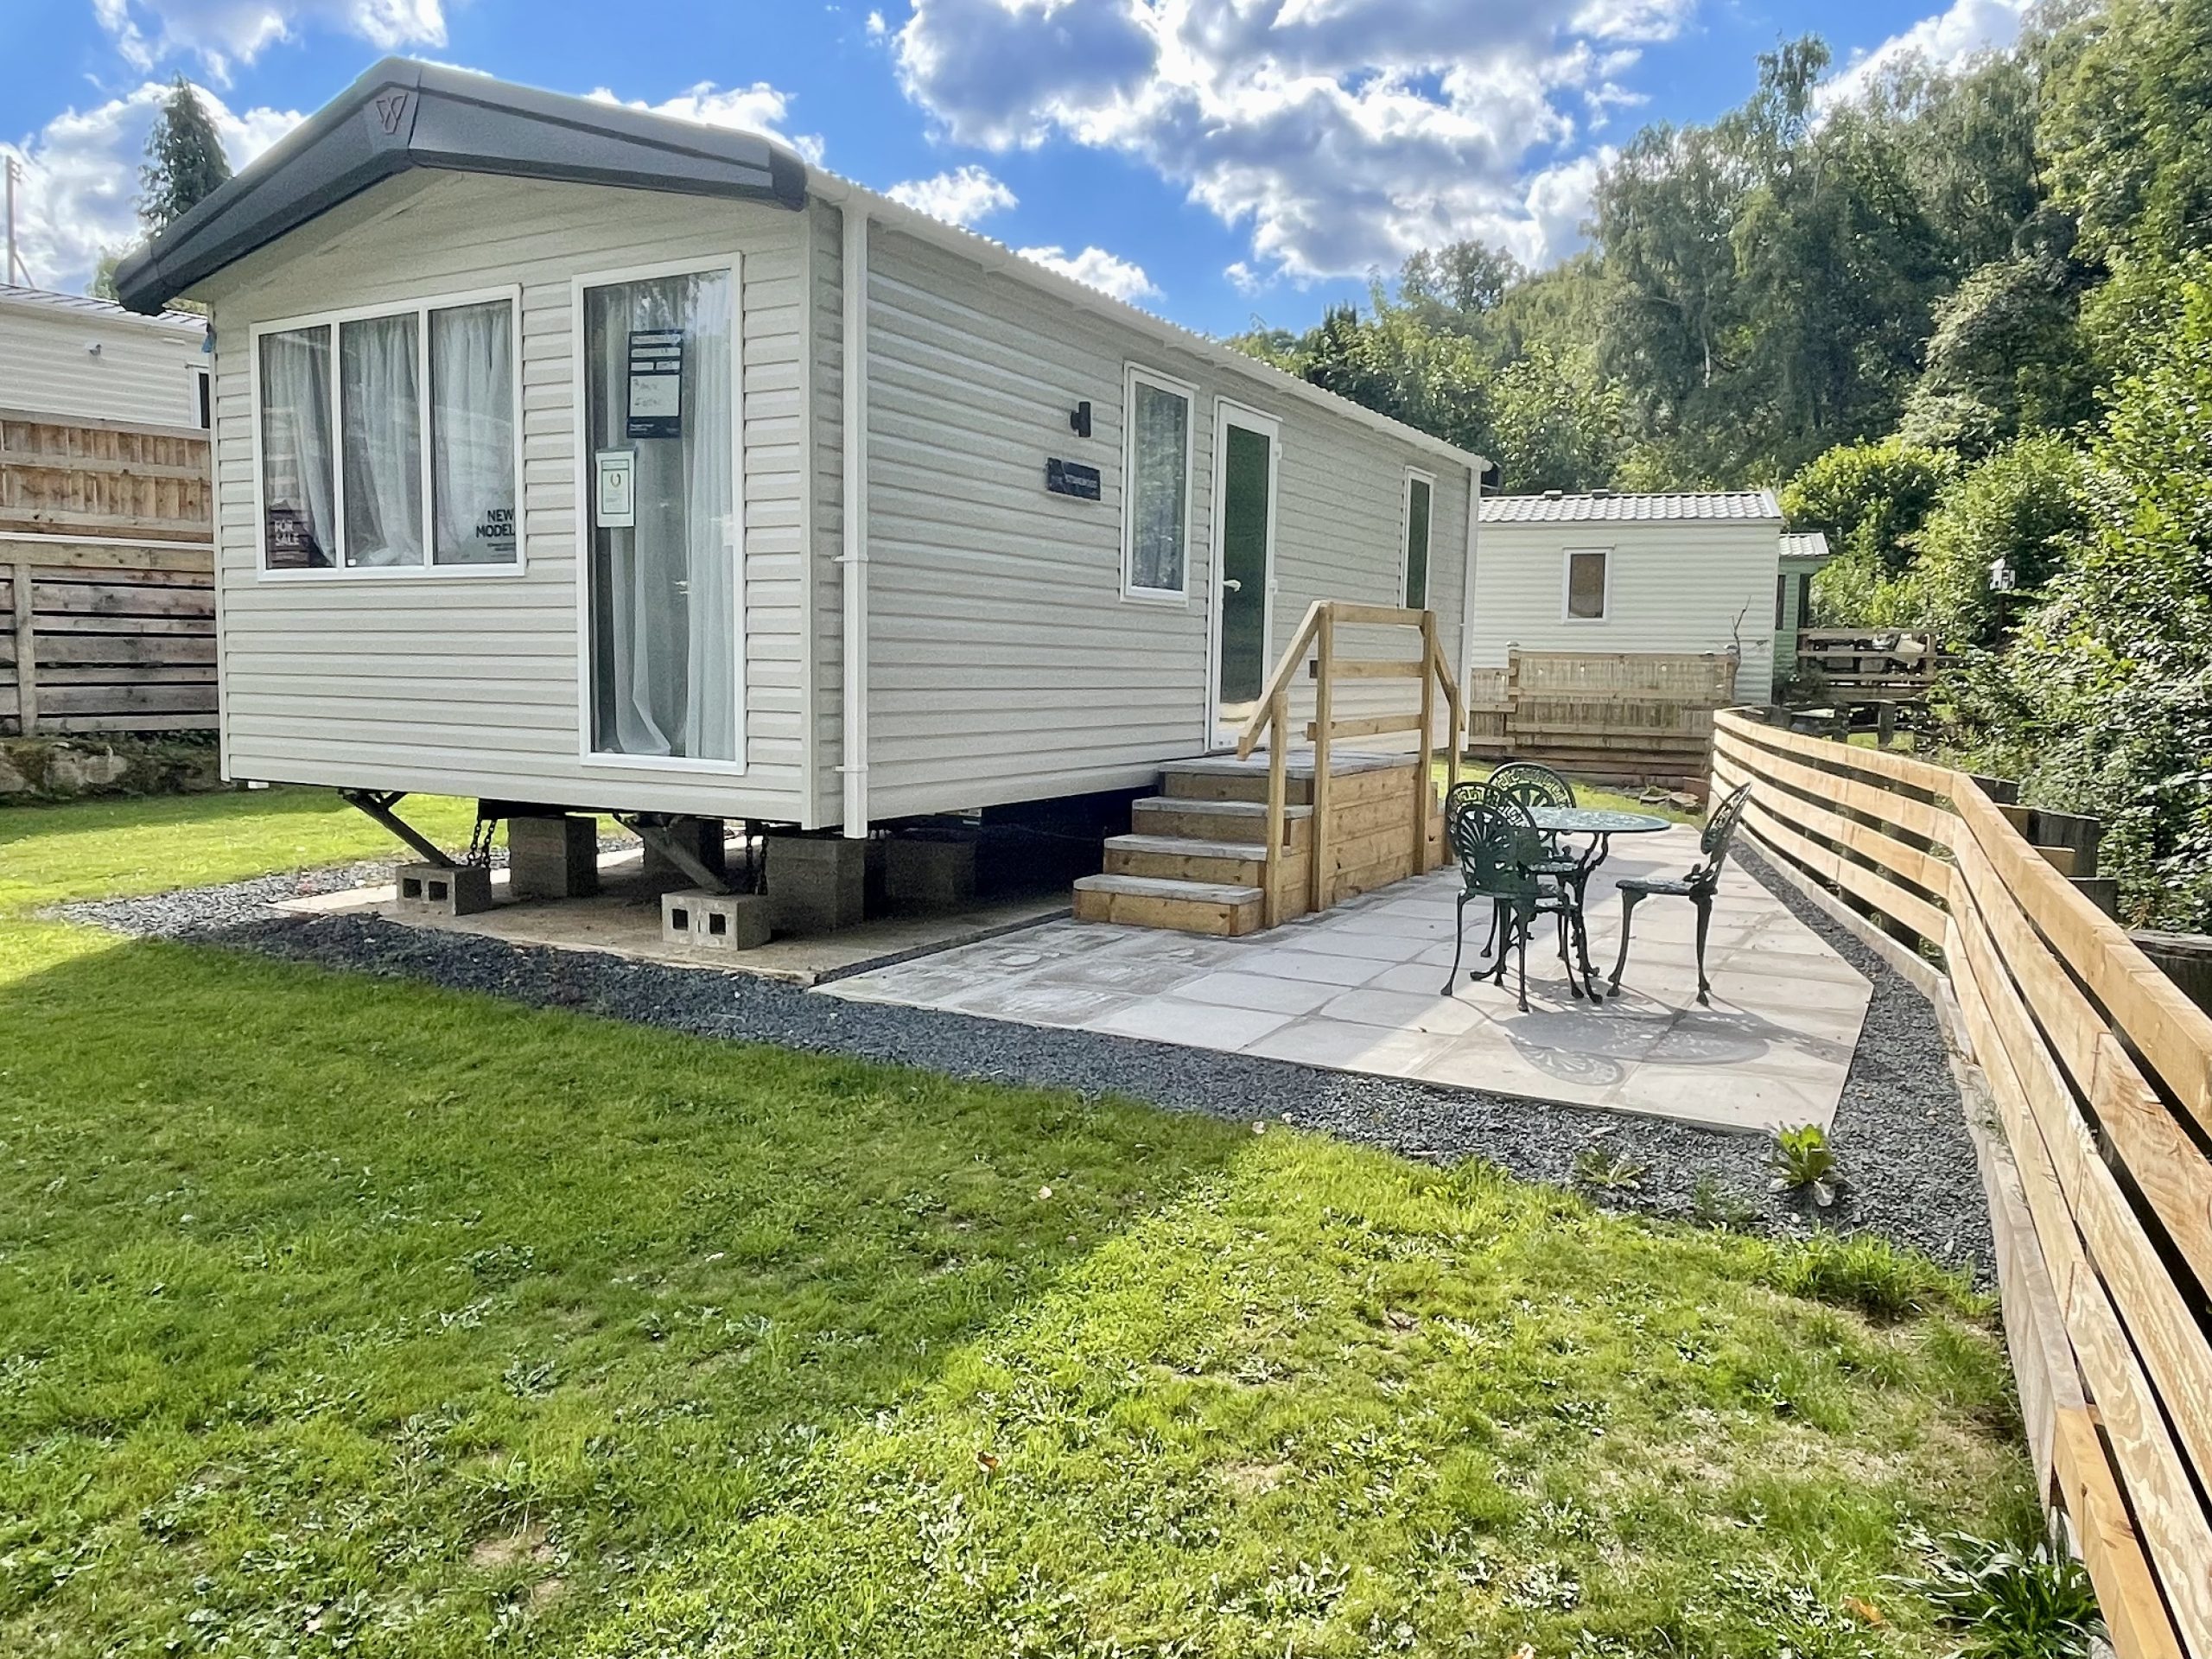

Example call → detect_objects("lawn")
0 789 2039 1656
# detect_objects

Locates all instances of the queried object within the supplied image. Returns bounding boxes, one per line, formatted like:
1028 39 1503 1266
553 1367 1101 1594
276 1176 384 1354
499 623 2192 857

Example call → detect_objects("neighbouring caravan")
0 283 208 427
1469 491 1786 702
115 58 1484 899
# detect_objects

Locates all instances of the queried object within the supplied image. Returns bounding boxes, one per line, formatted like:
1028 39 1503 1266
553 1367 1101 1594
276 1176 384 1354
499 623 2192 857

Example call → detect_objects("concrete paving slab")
817 825 1871 1135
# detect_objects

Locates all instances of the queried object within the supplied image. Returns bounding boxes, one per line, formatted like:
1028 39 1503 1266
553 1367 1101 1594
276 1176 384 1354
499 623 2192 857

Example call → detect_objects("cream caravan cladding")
1470 491 1782 700
191 170 816 821
120 58 1484 830
0 286 207 426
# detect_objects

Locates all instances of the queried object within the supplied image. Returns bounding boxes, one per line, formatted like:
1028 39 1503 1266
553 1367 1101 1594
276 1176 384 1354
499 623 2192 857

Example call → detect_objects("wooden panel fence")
1795 627 1947 700
1712 709 2212 1659
1467 648 1738 786
0 409 216 735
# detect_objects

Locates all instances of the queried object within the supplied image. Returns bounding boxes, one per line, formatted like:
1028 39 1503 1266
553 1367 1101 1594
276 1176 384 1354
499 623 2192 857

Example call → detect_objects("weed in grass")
1767 1230 1987 1321
1691 1173 1759 1230
1893 1529 2104 1658
1770 1122 1842 1206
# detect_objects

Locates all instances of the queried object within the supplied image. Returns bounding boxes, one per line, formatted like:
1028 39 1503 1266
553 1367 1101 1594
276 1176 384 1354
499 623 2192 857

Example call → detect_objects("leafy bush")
1893 1530 2104 1658
1914 434 2099 649
1783 437 1956 581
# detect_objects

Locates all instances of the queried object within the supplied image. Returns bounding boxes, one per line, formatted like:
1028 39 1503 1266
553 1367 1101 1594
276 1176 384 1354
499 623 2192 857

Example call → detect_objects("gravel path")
55 847 1991 1274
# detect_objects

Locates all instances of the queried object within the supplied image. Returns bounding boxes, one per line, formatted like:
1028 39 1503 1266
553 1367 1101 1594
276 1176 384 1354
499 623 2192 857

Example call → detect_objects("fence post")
10 556 34 736
1312 605 1335 912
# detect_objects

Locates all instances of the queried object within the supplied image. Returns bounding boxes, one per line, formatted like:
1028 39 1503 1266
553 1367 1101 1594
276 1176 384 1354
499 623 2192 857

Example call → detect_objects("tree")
139 76 231 233
1912 433 2097 646
1400 240 1523 325
1781 437 1955 573
1899 243 2100 454
1489 345 1626 493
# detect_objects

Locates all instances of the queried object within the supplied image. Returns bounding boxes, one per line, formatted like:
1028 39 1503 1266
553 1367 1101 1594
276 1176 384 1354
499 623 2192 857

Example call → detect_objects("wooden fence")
0 409 216 735
1795 627 1946 700
1712 709 2212 1659
1467 648 1738 786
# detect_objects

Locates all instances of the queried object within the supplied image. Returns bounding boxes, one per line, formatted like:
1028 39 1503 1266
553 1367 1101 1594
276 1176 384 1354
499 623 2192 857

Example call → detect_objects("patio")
823 823 1871 1135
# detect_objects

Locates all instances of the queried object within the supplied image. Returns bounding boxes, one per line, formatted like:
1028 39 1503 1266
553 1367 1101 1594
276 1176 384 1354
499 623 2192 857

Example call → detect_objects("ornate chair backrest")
1487 761 1576 817
1445 788 1541 902
1688 782 1754 895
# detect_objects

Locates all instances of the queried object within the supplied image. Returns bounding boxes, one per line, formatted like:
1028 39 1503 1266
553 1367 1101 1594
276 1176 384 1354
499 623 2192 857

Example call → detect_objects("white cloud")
886 164 1017 225
0 80 302 293
92 0 445 82
866 8 888 35
1822 0 2030 105
1224 259 1263 295
1518 148 1611 266
891 0 1698 279
1017 243 1160 301
587 81 826 165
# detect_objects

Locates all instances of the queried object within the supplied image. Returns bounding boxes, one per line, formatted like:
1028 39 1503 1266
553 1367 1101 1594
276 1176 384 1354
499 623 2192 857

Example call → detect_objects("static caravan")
1468 491 1784 702
0 283 209 427
1774 530 1832 690
116 60 1484 938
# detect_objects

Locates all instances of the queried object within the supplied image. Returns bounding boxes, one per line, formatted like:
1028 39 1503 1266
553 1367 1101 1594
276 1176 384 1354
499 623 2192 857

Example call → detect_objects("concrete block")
507 814 600 900
396 862 493 916
766 835 868 933
662 889 771 952
640 816 728 885
884 835 976 914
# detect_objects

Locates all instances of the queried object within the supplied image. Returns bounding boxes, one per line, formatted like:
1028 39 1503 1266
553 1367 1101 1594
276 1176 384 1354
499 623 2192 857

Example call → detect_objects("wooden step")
1131 795 1311 847
1161 750 1422 806
1103 832 1271 886
1071 873 1266 936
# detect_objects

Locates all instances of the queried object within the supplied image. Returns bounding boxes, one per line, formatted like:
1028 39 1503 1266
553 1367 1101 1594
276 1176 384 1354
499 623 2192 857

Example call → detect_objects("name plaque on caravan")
1045 458 1102 500
594 449 636 529
626 329 683 438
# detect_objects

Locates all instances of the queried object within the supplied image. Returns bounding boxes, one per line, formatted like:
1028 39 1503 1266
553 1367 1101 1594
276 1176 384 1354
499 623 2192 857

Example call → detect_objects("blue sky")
2 0 2028 337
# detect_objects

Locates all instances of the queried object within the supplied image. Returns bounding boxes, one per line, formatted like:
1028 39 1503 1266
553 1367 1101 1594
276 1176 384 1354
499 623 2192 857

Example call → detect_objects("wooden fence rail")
0 409 216 736
1712 709 2212 1659
1794 627 1948 699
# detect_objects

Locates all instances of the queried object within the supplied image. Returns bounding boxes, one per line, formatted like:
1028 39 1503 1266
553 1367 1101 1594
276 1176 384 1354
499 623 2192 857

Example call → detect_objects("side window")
254 294 519 573
1122 365 1192 599
1564 548 1609 620
1402 470 1433 608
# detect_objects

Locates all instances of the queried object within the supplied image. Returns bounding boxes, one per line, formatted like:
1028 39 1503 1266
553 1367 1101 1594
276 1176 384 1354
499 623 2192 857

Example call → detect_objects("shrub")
1914 434 2100 650
1893 1529 2104 1658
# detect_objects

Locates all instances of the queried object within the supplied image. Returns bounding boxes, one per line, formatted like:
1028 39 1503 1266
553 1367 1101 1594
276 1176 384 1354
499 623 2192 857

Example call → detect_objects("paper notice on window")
626 328 683 438
594 448 636 529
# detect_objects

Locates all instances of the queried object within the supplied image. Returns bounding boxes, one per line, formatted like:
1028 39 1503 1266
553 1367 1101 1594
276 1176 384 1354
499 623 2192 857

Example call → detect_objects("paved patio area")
821 825 1871 1134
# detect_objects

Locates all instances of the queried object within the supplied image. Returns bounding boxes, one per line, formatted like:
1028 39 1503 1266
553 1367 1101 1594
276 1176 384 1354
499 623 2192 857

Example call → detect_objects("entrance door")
579 259 741 766
1208 402 1278 743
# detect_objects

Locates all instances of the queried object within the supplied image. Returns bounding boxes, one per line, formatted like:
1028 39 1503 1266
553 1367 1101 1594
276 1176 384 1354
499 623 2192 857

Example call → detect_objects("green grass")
1438 761 1701 823
0 788 2035 1656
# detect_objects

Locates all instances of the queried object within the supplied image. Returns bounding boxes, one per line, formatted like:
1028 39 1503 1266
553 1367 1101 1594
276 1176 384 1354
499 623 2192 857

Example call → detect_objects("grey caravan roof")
113 59 809 315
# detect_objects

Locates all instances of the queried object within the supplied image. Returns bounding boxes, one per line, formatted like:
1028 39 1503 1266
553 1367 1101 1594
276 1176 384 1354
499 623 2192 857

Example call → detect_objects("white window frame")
1401 467 1435 610
246 282 527 582
1121 361 1198 605
1561 545 1612 622
568 251 748 778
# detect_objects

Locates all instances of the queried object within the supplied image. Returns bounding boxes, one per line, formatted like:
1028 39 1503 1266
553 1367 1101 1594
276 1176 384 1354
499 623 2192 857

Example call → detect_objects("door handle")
1221 578 1242 593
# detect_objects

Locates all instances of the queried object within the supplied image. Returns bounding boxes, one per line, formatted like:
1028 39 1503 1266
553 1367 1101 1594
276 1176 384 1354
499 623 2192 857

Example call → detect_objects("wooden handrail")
1235 600 1323 761
1710 707 2212 1659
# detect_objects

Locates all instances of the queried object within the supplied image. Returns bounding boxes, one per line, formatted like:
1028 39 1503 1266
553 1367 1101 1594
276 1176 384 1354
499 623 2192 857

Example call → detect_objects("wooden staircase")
1074 600 1464 938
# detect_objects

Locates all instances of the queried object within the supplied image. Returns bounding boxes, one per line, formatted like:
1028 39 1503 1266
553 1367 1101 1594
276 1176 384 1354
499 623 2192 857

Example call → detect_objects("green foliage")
1572 1147 1648 1193
1900 247 2101 456
137 76 231 233
1768 1123 1840 1207
1491 343 1629 493
1914 434 2099 648
1893 1530 2104 1658
1952 254 2212 926
1783 436 1955 576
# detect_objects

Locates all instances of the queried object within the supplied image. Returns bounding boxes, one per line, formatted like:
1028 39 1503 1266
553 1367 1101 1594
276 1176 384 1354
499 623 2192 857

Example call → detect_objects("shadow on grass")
0 933 1243 1655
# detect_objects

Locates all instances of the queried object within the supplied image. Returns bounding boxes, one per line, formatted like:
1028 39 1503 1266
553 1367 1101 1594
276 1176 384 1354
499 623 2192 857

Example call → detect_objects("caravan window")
254 289 520 575
1402 469 1433 609
1564 548 1610 620
1122 365 1193 600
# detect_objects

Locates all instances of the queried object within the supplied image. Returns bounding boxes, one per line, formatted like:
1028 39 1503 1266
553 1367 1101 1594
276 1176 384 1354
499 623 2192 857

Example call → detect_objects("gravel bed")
58 847 1990 1275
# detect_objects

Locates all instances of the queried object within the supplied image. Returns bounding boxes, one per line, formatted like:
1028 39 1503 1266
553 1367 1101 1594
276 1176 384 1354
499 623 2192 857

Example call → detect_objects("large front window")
582 264 739 765
256 293 518 573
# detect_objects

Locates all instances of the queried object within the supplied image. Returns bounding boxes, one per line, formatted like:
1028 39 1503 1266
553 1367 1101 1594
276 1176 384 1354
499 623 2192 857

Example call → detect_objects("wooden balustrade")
1712 709 2212 1659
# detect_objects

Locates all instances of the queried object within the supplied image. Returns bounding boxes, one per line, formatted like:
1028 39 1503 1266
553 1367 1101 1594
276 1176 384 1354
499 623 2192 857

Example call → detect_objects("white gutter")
838 206 870 838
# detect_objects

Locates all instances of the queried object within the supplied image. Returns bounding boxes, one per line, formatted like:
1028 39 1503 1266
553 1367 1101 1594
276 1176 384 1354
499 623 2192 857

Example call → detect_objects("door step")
1071 873 1266 936
1130 795 1310 847
1103 832 1270 886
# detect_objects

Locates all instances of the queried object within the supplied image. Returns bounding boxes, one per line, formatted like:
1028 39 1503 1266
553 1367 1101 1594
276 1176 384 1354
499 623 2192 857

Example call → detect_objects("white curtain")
257 327 335 569
587 270 735 762
340 313 423 567
430 301 516 564
1130 380 1188 590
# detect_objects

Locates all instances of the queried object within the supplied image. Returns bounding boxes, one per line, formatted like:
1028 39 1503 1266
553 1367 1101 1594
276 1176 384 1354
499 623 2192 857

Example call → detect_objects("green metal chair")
1607 782 1754 1006
1444 778 1579 965
1442 790 1590 1010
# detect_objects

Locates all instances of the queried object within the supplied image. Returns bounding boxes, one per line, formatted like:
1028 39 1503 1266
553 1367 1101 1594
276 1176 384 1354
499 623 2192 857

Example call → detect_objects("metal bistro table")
1530 804 1675 1000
